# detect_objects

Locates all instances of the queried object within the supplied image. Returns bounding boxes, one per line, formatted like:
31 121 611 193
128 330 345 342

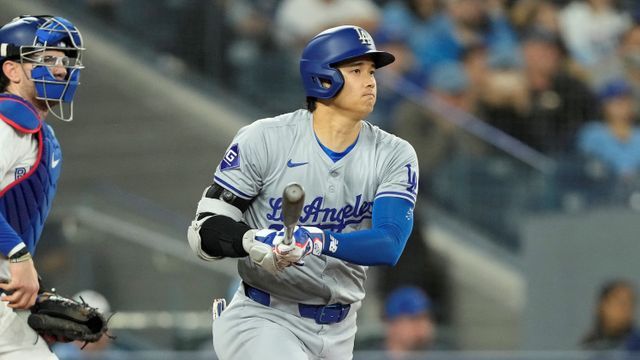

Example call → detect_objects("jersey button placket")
325 167 342 199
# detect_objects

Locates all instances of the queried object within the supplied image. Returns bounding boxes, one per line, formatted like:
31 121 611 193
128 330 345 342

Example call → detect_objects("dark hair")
582 280 635 346
306 97 317 112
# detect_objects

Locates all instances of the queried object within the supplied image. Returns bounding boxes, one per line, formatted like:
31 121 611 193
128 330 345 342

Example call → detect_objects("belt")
243 282 351 325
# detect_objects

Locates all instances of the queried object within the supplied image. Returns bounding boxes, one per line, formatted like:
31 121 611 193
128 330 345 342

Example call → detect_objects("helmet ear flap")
312 74 334 90
300 61 344 99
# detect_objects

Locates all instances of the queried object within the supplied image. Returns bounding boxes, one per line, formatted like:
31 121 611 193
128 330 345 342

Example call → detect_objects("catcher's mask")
0 15 85 122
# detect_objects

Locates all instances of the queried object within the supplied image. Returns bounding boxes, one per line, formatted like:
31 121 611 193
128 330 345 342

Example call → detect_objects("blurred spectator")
369 32 428 130
476 47 531 140
577 80 640 182
510 0 562 36
378 0 440 43
410 0 518 74
559 0 631 70
596 23 640 112
53 290 117 359
461 44 490 101
383 287 438 358
274 0 380 48
225 0 299 112
521 28 596 154
393 62 473 178
226 0 280 66
582 280 640 351
357 286 444 358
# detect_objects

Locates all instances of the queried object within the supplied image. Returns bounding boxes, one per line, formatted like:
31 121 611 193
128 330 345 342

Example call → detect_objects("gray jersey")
213 109 418 305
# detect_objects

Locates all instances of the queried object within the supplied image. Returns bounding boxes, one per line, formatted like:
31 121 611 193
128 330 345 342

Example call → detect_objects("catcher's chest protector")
0 94 62 254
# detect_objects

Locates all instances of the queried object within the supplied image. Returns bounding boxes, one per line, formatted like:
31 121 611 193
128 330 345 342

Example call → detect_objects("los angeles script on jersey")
267 194 373 232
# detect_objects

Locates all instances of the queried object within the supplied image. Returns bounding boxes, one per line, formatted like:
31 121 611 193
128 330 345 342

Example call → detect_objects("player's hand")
0 258 40 309
242 229 290 274
273 226 324 266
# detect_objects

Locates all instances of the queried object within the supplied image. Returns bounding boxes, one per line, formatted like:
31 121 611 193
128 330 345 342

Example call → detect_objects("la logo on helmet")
355 27 373 45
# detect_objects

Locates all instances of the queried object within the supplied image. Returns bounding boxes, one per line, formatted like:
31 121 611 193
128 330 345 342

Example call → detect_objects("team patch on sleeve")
220 143 240 171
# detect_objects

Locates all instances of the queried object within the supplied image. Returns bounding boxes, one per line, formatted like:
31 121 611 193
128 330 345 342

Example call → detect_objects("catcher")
0 15 108 359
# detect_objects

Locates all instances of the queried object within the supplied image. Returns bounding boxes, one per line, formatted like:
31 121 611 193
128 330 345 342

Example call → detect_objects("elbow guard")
188 214 221 261
187 184 252 260
188 214 250 259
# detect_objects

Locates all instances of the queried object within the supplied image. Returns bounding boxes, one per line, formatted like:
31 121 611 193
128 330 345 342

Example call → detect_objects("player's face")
5 50 68 112
332 57 377 119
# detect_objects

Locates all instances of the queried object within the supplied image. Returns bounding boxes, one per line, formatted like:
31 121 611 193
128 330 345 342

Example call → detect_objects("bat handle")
284 226 295 245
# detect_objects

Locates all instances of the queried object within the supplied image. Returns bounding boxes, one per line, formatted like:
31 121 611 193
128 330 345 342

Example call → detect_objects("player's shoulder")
240 109 310 135
362 121 416 154
0 94 41 133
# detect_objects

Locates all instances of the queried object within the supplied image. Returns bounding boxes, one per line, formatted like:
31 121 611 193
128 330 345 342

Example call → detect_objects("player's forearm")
322 224 410 266
321 197 414 266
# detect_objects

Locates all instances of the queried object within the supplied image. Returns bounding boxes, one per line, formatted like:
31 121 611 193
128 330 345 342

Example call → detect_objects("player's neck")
312 106 362 152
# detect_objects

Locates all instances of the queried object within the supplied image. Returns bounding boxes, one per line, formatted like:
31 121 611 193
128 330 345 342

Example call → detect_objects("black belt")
243 282 351 325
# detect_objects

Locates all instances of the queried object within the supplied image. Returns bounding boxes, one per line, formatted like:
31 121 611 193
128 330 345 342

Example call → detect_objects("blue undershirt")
315 133 359 162
321 196 414 266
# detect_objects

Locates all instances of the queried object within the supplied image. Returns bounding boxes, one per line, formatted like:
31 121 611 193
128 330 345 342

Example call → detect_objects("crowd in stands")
62 0 640 225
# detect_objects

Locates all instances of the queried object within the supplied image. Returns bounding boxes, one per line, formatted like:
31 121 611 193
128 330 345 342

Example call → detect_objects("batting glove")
242 229 289 274
273 226 324 266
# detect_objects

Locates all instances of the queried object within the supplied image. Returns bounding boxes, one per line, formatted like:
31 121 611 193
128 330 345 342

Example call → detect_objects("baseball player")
188 25 419 359
0 15 85 360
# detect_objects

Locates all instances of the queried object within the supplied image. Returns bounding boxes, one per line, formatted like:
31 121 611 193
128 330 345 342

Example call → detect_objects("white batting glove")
242 229 289 274
273 226 324 266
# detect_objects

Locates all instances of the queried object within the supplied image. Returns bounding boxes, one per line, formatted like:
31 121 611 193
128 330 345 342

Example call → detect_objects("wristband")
9 247 31 263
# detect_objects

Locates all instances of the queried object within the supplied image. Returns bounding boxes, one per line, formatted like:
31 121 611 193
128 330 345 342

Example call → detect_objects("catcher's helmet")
300 25 395 99
0 15 85 121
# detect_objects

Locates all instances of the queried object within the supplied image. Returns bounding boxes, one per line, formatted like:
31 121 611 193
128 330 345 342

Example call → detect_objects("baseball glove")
28 291 109 344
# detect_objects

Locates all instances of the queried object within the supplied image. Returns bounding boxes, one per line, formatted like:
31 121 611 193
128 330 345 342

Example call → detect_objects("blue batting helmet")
300 25 395 99
0 15 85 121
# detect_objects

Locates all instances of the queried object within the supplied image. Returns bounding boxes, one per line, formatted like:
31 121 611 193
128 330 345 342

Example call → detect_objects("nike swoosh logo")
51 154 60 168
287 159 308 168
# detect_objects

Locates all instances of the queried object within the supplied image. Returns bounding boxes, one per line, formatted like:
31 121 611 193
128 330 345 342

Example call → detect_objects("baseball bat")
282 182 305 245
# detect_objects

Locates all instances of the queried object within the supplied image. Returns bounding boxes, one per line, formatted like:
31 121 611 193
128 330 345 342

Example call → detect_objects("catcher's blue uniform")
0 93 62 257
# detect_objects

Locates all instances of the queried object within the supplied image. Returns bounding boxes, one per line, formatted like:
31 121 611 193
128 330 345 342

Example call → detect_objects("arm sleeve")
0 214 25 257
321 196 414 266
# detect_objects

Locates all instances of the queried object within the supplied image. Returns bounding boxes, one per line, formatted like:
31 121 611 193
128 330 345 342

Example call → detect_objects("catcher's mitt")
28 291 109 344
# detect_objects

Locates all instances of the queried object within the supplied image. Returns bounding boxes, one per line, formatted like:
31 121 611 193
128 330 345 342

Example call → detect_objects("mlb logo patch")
220 143 240 171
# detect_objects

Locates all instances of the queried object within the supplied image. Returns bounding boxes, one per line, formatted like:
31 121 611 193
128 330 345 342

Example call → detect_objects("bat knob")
284 183 304 203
